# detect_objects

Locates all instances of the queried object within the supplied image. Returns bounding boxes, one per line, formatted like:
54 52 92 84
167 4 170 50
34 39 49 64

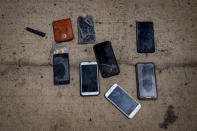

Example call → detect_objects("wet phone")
53 53 70 85
78 15 96 43
105 84 141 119
93 41 120 78
136 22 155 53
136 63 157 99
80 62 99 96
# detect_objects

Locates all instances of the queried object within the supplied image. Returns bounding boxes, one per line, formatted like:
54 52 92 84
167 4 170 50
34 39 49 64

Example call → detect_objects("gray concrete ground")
0 0 197 131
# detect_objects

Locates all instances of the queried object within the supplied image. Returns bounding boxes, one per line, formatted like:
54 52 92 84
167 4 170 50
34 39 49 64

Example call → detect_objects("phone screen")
93 41 120 78
136 63 157 99
137 22 155 53
78 15 96 43
81 64 98 92
53 53 70 85
108 86 139 116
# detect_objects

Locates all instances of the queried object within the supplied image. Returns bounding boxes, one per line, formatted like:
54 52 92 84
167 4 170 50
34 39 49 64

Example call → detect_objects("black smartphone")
78 15 96 43
93 41 120 78
53 53 70 85
136 63 157 99
80 62 99 96
136 22 155 53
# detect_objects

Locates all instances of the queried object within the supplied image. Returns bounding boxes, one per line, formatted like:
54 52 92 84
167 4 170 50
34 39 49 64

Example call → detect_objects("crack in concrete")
0 61 197 71
155 62 197 71
0 61 52 67
119 61 197 71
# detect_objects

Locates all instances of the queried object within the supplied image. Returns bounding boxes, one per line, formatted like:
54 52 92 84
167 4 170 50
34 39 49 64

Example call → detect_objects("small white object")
62 34 67 38
53 45 69 55
81 13 87 18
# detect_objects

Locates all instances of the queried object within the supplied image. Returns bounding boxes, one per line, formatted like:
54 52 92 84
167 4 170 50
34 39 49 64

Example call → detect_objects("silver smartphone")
80 62 99 96
105 84 141 119
136 63 157 99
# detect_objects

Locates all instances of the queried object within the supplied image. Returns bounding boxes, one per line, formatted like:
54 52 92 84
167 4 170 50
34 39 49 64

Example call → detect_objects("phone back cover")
136 22 155 53
136 63 157 99
78 15 96 43
53 18 74 42
93 41 120 78
53 54 70 85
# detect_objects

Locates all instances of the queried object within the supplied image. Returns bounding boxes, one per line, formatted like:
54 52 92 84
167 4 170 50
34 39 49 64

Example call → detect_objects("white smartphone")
80 62 99 96
105 84 141 119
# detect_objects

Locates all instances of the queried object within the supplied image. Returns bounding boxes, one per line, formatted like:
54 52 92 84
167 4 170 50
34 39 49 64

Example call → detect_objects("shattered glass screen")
78 15 96 43
94 41 119 77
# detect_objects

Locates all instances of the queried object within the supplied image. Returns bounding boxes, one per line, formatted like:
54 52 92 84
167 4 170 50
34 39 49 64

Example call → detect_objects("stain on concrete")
52 123 58 131
83 47 91 54
159 105 178 129
7 114 11 117
156 62 197 71
89 118 92 122
1 14 5 18
95 22 102 24
158 70 162 74
187 0 191 5
159 49 168 53
84 48 88 52
57 91 62 98
134 4 139 9
184 82 188 86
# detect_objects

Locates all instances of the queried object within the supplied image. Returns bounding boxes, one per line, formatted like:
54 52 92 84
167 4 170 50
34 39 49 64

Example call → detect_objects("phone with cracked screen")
93 41 120 78
105 84 141 119
136 22 155 53
136 63 157 99
80 62 99 96
53 53 70 85
78 15 96 43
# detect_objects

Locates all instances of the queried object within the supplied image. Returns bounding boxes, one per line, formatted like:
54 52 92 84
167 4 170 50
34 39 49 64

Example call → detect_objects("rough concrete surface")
0 0 197 131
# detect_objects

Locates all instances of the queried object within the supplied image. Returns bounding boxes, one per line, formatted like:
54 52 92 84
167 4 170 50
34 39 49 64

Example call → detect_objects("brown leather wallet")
53 18 74 42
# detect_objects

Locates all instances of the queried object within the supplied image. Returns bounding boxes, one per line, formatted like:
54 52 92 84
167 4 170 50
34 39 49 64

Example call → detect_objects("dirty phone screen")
108 85 139 116
78 15 96 43
81 64 98 92
136 22 155 53
53 53 70 85
93 41 120 78
136 63 157 99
